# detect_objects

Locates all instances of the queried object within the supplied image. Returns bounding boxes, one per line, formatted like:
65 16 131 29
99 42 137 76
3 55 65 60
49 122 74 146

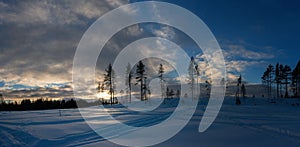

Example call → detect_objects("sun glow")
96 92 110 100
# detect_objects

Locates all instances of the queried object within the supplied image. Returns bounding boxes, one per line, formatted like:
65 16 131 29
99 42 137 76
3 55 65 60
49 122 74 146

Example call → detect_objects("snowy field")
1 97 300 147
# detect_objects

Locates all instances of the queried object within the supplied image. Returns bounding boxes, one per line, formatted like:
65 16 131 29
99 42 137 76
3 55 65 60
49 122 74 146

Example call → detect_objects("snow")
1 97 300 146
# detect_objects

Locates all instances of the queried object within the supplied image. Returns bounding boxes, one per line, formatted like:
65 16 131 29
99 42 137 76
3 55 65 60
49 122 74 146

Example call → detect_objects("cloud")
0 0 278 98
226 60 265 73
0 0 131 98
152 26 176 39
0 0 129 25
223 44 274 60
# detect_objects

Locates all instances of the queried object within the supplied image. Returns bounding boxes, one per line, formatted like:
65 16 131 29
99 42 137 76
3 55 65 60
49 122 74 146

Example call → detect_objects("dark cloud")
0 0 128 87
0 0 129 98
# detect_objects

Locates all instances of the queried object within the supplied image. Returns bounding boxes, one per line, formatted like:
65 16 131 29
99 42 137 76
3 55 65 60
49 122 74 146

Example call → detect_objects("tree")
166 87 170 98
0 93 3 104
158 64 165 99
205 80 211 97
282 65 292 98
136 61 147 101
169 89 175 98
104 64 115 104
241 84 246 98
275 63 280 98
188 56 196 99
267 65 274 98
195 64 200 98
97 82 105 93
125 63 133 103
176 90 180 98
261 71 267 96
292 61 300 97
97 82 105 102
262 65 274 98
235 75 242 105
279 64 284 97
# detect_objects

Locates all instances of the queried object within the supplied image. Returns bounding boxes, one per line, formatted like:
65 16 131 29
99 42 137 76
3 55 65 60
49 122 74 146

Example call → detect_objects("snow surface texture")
1 97 300 147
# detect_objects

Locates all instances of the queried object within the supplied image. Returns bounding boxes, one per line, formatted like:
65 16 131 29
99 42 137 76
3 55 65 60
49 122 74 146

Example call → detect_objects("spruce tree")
136 61 147 100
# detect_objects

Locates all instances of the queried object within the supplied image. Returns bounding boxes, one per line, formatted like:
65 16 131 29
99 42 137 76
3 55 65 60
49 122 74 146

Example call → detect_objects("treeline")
0 98 100 111
261 62 299 98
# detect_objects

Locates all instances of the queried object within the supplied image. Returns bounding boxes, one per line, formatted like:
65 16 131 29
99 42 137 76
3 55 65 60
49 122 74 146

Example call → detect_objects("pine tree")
275 63 280 98
176 90 180 98
188 56 196 99
136 61 147 101
241 84 246 98
195 64 200 98
261 71 268 97
97 82 105 93
166 87 170 99
158 64 165 99
103 64 115 104
125 63 133 103
268 65 274 98
235 75 242 105
282 65 292 98
292 61 300 97
0 93 3 103
169 89 175 98
279 64 284 97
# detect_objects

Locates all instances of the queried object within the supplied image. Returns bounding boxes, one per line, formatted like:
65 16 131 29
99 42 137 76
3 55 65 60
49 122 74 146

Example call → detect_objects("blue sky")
159 0 300 82
0 0 300 97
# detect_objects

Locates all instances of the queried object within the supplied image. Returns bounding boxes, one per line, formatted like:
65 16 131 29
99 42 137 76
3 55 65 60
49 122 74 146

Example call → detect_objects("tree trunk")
285 78 288 98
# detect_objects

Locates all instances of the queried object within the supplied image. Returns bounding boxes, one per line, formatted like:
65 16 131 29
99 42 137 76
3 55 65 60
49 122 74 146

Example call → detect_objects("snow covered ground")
1 97 300 147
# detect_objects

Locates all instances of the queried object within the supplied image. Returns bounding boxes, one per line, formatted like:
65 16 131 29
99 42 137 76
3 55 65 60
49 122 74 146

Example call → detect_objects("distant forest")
0 98 101 111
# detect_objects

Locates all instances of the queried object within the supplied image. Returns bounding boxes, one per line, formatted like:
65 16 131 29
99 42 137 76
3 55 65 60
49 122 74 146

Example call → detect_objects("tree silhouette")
267 65 274 98
195 64 200 98
166 88 175 98
136 61 147 101
166 87 170 99
275 63 280 98
176 90 180 98
235 75 242 105
292 61 300 97
125 63 133 103
205 80 211 97
279 64 284 96
97 82 105 101
282 65 292 98
0 98 104 111
169 89 175 98
158 64 165 99
188 56 196 99
104 64 115 104
241 83 246 98
0 93 3 103
262 65 274 98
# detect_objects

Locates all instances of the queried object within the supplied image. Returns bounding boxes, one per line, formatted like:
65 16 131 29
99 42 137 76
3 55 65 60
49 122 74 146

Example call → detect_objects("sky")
0 0 300 98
